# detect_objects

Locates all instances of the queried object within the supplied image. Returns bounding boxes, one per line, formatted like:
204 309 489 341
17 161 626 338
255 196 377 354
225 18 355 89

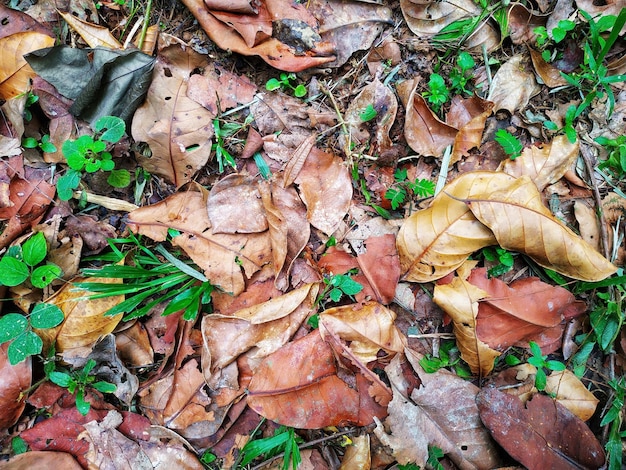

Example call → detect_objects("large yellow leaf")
58 11 122 49
37 277 124 357
397 172 516 282
465 176 617 281
433 276 500 376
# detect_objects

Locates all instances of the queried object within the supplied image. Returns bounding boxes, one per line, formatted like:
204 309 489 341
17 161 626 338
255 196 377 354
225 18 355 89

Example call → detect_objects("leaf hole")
163 68 172 77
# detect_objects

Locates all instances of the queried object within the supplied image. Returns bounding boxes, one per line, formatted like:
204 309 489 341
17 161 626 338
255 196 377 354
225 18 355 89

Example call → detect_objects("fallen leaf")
0 342 31 428
132 44 214 187
574 200 601 252
0 31 55 99
127 186 271 296
449 95 495 164
187 64 257 115
477 387 605 469
465 175 617 281
57 11 123 49
498 135 579 191
397 171 516 282
0 451 83 470
487 54 541 114
295 146 352 236
355 235 401 304
529 47 569 88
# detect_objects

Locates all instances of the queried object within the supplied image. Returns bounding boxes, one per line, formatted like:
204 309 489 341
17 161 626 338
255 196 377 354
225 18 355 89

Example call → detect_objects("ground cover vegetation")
0 0 625 468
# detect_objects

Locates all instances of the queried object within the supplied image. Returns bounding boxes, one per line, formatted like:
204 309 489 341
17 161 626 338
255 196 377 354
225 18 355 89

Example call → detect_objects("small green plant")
449 51 476 96
596 134 626 179
589 286 624 353
22 134 57 153
423 73 449 113
49 359 117 415
544 104 577 143
419 340 472 378
481 246 515 277
601 376 626 470
527 341 566 391
240 425 302 470
266 73 307 98
11 436 27 455
385 168 436 210
360 103 377 122
0 303 64 365
212 119 238 173
57 115 130 200
318 270 363 304
0 232 62 289
22 91 39 122
74 233 214 321
494 129 523 160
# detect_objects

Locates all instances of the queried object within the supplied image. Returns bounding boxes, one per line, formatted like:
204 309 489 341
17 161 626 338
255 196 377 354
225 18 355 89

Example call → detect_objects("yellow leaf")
58 11 123 49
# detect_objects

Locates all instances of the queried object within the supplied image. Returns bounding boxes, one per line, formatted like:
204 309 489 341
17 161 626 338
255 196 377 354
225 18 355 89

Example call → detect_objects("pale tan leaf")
433 276 501 375
449 95 495 164
574 200 602 252
397 171 517 282
283 134 317 187
58 11 123 49
465 176 617 281
127 186 271 296
339 434 370 470
487 54 541 113
499 135 579 191
0 451 83 470
132 44 214 187
0 32 55 100
231 283 318 324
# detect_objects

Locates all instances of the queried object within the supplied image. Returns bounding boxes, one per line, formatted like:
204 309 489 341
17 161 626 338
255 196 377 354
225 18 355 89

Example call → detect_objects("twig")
137 0 153 51
434 145 452 196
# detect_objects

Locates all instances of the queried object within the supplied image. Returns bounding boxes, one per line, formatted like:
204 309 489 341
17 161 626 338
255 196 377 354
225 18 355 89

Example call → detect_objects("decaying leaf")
477 387 605 469
449 95 495 164
465 175 617 281
0 451 83 470
0 342 31 428
487 54 541 114
132 44 214 187
57 11 122 49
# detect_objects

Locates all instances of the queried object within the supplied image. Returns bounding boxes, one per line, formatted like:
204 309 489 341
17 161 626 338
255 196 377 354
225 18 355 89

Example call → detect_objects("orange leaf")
0 342 31 428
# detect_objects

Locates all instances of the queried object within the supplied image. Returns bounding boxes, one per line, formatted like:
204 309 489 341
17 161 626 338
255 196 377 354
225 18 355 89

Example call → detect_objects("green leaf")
359 104 377 122
253 152 272 180
93 381 117 393
294 84 307 98
266 78 282 91
385 187 407 210
535 367 547 391
107 169 131 188
22 137 39 148
329 287 343 302
49 371 73 387
336 275 363 296
546 360 566 371
0 256 29 286
95 116 126 143
240 430 290 466
31 264 62 288
529 341 544 359
0 314 29 343
22 232 48 267
505 354 522 366
57 170 81 201
75 388 91 416
419 356 444 373
11 436 28 455
84 158 101 173
457 51 475 71
494 129 522 159
100 158 115 172
544 120 559 131
394 168 408 182
40 135 57 153
30 303 65 329
8 331 42 365
408 178 436 198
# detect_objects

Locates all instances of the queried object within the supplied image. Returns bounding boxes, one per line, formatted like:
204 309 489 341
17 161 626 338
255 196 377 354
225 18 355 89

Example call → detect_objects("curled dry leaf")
400 0 499 50
487 54 541 114
529 47 568 88
477 387 605 469
37 277 124 357
127 186 271 296
0 31 55 99
132 44 214 188
0 451 83 470
0 342 31 428
295 146 352 236
465 175 617 281
247 330 388 428
449 95 495 164
498 135 579 191
57 11 122 49
433 275 501 376
397 171 516 282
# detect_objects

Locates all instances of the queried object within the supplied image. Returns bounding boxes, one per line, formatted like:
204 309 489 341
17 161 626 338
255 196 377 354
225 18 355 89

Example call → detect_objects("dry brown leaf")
465 175 617 281
319 302 405 364
340 434 370 470
0 451 83 470
38 276 124 357
58 11 123 49
132 44 214 187
433 276 501 376
127 186 271 296
487 54 541 114
374 351 502 468
295 146 352 235
0 342 31 428
397 171 516 282
115 322 154 368
529 47 569 88
231 283 318 324
574 200 601 252
498 135 579 190
400 0 499 50
449 95 495 164
0 31 55 99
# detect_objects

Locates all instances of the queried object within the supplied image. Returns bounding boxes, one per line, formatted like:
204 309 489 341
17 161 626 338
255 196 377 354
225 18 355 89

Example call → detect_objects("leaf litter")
0 0 625 469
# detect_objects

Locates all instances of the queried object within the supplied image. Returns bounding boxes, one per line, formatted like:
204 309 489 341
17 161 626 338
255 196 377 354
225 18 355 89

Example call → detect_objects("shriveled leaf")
574 200 601 252
433 276 501 376
465 175 617 281
247 330 388 428
0 451 83 470
397 171 516 282
57 11 122 49
0 31 55 99
231 283 318 324
448 95 495 163
477 387 605 469
0 342 31 428
355 235 401 304
127 185 271 296
498 135 579 191
529 47 568 88
487 54 541 114
132 44 214 187
295 147 352 235
37 276 124 356
374 351 502 468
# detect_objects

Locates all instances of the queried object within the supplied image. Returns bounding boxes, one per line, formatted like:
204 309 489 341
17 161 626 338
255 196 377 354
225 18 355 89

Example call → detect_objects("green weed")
317 269 363 305
57 115 130 200
544 104 577 143
419 340 472 378
239 425 302 470
481 246 515 277
266 73 307 98
527 341 566 391
359 103 377 122
596 135 626 179
601 376 626 470
494 129 522 160
0 232 62 289
22 134 57 153
385 168 435 210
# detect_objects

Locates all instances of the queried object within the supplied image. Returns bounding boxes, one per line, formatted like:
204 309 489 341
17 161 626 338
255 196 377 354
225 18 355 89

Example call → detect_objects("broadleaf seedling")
0 232 62 289
527 341 566 391
266 72 307 98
